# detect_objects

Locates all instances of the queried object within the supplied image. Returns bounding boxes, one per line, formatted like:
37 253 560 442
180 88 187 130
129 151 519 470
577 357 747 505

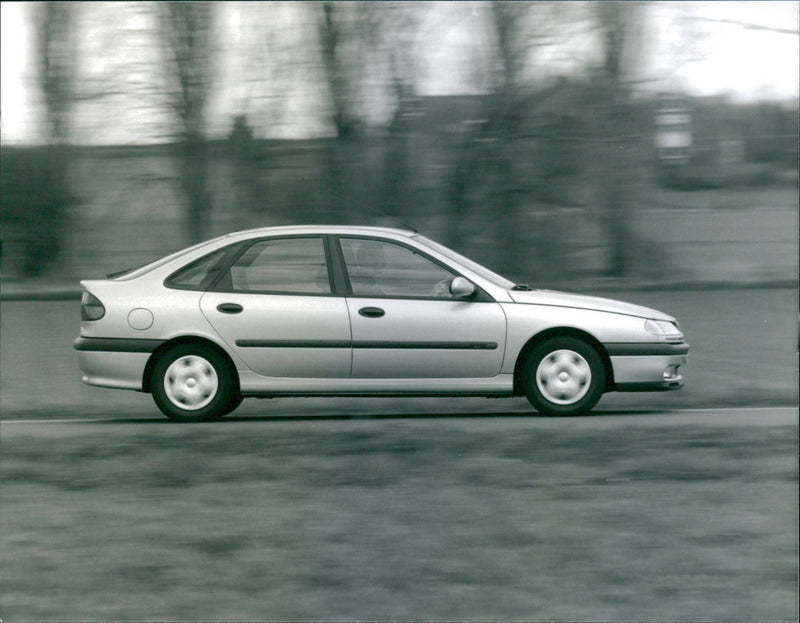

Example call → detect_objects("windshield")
412 235 515 290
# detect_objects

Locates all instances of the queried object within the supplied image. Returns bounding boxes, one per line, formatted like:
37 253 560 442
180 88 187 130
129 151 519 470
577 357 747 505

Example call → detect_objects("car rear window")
165 244 243 291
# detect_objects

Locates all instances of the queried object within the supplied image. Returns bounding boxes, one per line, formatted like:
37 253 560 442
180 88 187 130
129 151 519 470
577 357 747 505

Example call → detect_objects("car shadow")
90 408 665 424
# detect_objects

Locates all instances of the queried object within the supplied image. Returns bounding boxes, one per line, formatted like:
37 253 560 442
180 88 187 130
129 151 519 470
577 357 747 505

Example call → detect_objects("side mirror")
449 276 475 299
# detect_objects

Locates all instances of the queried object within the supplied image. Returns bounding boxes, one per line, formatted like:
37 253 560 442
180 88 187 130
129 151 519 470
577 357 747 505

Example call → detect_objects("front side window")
340 238 456 298
229 237 331 294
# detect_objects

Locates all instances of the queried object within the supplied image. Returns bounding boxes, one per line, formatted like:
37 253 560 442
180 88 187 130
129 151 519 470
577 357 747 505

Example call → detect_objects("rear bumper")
75 350 149 390
74 337 158 391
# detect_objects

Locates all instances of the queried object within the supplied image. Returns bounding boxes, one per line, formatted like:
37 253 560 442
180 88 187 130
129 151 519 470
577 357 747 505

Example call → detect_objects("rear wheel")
151 344 238 421
522 337 605 416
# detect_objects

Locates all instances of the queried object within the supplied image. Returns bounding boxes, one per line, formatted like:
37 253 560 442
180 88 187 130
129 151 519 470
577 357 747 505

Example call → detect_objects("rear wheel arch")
143 336 239 395
513 327 614 395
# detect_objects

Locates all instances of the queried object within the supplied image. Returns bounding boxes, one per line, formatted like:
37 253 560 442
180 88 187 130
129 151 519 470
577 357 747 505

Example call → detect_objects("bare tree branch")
686 16 799 36
157 2 212 141
155 1 214 244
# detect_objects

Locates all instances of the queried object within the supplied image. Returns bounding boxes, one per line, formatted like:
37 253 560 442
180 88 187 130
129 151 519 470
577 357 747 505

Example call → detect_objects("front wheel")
522 337 606 416
151 344 237 421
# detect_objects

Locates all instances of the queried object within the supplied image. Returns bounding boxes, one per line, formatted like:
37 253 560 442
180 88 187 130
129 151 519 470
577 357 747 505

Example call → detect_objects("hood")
508 289 675 321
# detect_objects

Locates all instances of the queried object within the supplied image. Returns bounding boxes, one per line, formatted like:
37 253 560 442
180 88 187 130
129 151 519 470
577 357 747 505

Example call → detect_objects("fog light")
663 365 680 380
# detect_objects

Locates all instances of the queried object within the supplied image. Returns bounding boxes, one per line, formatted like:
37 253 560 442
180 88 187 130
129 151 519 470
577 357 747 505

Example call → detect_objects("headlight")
645 319 683 341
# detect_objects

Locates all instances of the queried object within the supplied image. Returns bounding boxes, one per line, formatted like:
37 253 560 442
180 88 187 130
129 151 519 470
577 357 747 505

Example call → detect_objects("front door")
338 237 507 379
200 236 351 378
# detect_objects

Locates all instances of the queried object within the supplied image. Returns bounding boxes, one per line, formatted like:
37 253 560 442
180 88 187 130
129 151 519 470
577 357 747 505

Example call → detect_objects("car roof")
223 225 418 240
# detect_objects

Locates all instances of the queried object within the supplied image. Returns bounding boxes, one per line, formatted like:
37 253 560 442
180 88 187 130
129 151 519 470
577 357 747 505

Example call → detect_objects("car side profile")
74 226 688 421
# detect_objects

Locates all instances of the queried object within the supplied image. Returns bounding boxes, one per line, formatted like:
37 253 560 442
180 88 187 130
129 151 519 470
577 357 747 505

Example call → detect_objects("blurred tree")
485 1 528 272
367 2 422 221
22 1 77 275
156 1 213 244
230 3 293 133
228 115 254 158
594 1 642 277
315 1 423 224
316 1 370 221
318 2 363 142
446 2 546 275
226 112 261 217
218 3 316 224
441 2 661 280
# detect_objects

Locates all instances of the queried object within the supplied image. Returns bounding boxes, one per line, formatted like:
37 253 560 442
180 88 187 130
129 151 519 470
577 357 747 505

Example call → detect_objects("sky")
1 1 798 145
643 1 800 100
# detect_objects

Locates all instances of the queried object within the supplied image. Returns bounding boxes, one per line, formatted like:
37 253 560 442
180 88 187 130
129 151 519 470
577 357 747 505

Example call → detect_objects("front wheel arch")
513 328 614 396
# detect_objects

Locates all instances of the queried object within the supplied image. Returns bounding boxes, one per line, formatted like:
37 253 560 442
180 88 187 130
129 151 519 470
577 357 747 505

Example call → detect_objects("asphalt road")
1 407 797 622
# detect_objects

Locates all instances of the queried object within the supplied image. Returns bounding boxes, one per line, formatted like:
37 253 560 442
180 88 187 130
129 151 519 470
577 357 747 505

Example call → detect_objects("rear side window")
228 237 331 295
165 244 242 291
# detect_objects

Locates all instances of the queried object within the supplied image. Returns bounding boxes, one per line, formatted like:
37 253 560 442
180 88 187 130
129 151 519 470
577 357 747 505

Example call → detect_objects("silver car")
74 226 688 421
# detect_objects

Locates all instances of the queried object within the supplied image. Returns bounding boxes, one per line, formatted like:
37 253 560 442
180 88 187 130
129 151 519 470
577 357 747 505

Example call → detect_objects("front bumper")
607 341 689 392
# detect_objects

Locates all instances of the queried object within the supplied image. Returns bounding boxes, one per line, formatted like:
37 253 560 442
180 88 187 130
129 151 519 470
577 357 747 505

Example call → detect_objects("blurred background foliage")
1 1 797 283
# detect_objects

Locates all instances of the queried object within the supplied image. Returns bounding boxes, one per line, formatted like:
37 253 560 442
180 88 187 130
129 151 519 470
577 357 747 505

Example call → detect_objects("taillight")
81 291 105 321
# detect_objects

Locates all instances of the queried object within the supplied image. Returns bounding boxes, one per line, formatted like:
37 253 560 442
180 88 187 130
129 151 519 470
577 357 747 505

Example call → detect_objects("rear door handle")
217 303 243 314
358 306 385 318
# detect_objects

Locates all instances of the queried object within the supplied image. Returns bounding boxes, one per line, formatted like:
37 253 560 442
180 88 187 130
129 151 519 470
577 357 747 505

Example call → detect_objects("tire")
522 337 605 416
220 393 244 416
151 343 238 421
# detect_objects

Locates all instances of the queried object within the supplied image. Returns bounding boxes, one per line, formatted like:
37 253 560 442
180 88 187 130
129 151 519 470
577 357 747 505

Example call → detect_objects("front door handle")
358 306 385 318
217 303 243 314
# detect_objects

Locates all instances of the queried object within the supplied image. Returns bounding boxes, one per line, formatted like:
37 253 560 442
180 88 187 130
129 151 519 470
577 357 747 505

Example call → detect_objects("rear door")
200 236 352 378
